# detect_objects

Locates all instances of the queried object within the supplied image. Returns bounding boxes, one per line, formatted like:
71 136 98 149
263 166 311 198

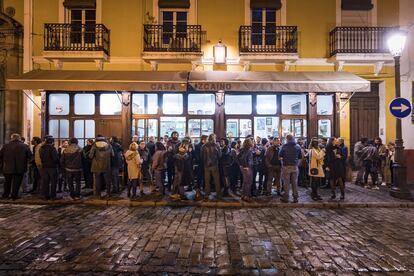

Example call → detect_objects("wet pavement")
0 204 413 275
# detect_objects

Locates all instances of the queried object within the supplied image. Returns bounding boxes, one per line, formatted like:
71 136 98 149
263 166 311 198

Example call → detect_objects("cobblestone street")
0 204 413 275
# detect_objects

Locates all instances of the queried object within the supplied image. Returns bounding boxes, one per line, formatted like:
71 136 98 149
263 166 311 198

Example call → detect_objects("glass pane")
317 95 334 115
85 120 95 138
100 94 122 115
201 119 214 136
252 9 262 22
163 11 173 21
188 94 215 115
318 119 331 138
160 117 186 138
254 117 279 139
189 119 201 138
256 95 277 114
225 95 252 115
132 94 158 114
74 94 95 115
266 9 276 22
85 9 96 21
226 119 252 139
71 9 82 21
281 94 307 115
136 119 158 139
60 120 69 138
148 119 158 138
281 119 307 139
163 94 183 114
48 120 59 138
49 94 69 115
176 12 187 21
74 120 85 138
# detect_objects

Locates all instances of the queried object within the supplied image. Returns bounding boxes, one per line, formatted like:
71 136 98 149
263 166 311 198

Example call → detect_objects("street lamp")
387 30 412 199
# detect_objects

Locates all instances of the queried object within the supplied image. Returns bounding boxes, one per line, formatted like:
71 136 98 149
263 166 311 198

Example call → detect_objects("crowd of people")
0 131 394 203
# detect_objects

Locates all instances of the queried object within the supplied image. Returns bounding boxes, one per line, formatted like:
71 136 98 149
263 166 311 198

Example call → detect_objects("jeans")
240 166 253 197
281 166 299 201
310 176 322 198
266 166 281 194
2 173 24 199
172 170 185 197
41 168 58 200
111 167 120 193
204 166 221 198
364 160 378 186
93 172 111 197
154 169 165 194
128 179 139 198
66 171 81 198
356 163 365 183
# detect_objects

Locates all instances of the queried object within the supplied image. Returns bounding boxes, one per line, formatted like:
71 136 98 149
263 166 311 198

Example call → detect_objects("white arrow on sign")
392 103 410 113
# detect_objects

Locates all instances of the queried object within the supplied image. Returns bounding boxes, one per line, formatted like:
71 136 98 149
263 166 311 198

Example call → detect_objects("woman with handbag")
124 142 142 199
307 138 325 201
325 137 346 200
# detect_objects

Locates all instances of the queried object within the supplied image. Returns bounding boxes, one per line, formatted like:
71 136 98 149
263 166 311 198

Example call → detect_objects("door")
96 119 122 140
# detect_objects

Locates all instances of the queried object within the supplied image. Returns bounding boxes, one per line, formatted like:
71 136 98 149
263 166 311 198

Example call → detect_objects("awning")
6 70 188 92
188 71 370 92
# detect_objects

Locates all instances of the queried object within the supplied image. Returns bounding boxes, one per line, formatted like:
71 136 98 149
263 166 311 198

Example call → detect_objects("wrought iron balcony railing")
239 25 298 53
44 23 110 55
329 26 394 56
143 24 202 52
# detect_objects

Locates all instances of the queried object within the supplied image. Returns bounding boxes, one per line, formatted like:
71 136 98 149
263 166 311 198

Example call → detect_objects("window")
281 94 307 115
74 93 95 115
189 119 214 142
163 94 183 114
132 119 158 140
318 119 331 138
225 95 252 115
317 95 334 115
49 119 69 146
100 94 122 115
160 117 186 138
226 119 252 139
69 8 96 44
74 120 95 147
281 119 307 139
254 117 279 139
49 94 69 115
188 94 215 115
162 11 188 44
256 95 277 114
132 94 158 115
251 8 276 45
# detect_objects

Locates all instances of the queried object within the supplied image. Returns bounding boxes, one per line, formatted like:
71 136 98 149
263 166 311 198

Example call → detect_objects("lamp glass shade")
387 31 407 57
213 42 227 64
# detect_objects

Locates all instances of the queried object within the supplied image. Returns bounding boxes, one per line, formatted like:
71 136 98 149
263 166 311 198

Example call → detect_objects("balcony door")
69 8 96 47
161 11 188 46
251 8 276 46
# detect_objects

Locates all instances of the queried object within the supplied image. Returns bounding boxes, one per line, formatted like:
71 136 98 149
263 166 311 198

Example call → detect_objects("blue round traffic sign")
389 97 412 118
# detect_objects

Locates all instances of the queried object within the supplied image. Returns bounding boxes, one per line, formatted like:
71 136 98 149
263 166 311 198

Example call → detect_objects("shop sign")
192 82 232 91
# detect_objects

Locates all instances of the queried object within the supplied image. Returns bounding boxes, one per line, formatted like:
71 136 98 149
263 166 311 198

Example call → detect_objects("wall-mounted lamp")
216 90 225 106
213 40 227 64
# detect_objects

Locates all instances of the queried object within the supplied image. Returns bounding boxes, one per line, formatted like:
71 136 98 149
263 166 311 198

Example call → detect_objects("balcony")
43 23 110 69
329 26 395 73
142 24 203 69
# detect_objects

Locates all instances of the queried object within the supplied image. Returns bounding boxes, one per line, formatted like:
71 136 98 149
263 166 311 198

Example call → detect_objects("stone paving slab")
0 204 413 274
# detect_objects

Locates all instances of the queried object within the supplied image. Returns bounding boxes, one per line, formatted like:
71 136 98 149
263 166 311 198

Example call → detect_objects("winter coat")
265 145 281 168
152 150 166 171
39 144 60 169
325 145 346 179
174 151 189 174
353 141 365 166
146 141 156 157
201 141 221 168
279 141 302 167
138 148 151 169
89 140 114 173
166 139 180 165
307 148 325 178
238 148 253 168
110 142 124 169
61 144 83 172
34 142 44 168
376 144 387 161
124 150 142 180
0 140 32 174
361 145 378 162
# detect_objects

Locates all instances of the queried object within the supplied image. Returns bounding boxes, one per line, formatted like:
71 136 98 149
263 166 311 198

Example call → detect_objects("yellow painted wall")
377 0 399 26
287 0 336 58
3 0 24 25
33 0 59 56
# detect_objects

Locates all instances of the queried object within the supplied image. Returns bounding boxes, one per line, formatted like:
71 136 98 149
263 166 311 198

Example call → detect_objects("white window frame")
244 0 286 26
58 0 102 24
336 0 377 26
153 0 197 25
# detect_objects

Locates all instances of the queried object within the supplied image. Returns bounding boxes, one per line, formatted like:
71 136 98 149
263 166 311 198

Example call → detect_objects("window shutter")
158 0 191 9
63 0 96 9
341 0 373 11
250 0 282 10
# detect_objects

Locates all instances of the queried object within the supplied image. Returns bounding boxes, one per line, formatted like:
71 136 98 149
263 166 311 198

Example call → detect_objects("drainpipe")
23 0 33 141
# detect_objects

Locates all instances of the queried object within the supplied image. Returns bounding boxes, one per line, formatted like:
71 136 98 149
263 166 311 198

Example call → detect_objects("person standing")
124 142 142 199
338 137 349 185
152 142 167 195
279 134 302 203
138 140 154 194
193 135 207 199
171 140 190 200
146 136 156 158
110 136 123 194
60 138 83 199
374 137 387 186
82 139 94 189
237 138 254 202
201 134 222 200
0 134 32 200
89 135 114 198
325 137 346 199
39 137 60 200
57 140 69 193
166 131 180 191
297 138 308 188
353 137 368 185
229 141 240 194
307 138 325 201
386 142 395 186
264 137 282 196
29 137 42 194
361 140 379 190
220 138 234 197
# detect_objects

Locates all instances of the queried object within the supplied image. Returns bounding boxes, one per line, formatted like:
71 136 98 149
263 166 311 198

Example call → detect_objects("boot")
331 191 336 200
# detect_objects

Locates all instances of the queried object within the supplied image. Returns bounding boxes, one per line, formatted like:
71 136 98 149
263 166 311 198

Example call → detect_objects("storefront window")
281 119 307 138
226 119 252 139
49 94 69 115
256 95 277 114
189 119 214 142
254 117 279 139
317 95 334 115
160 117 186 137
318 119 331 138
74 94 95 115
74 120 95 147
132 119 158 140
281 94 307 115
188 94 215 115
100 94 122 115
163 94 183 114
132 94 158 114
48 119 69 145
225 95 252 114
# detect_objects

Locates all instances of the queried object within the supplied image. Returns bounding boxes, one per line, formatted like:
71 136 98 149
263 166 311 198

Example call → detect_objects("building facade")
2 0 413 182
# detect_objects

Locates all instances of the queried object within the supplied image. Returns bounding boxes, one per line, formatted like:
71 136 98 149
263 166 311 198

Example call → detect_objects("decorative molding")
374 61 384 76
335 60 345 71
95 59 104 70
150 61 158 71
336 0 377 26
284 60 291 71
53 59 63 70
243 61 250 71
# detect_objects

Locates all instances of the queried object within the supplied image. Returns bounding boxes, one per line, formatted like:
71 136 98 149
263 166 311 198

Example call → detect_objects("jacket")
279 141 302 166
124 150 142 180
238 148 253 168
146 141 156 157
152 150 166 171
353 141 365 166
34 142 44 168
307 148 325 178
0 140 32 174
39 144 60 169
325 144 346 179
201 141 221 168
89 140 114 173
61 144 83 172
361 145 378 162
265 145 281 168
110 142 124 169
138 148 151 169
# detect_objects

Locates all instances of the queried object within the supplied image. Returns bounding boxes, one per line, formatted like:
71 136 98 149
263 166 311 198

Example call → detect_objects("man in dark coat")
166 131 180 191
82 139 94 189
61 138 83 199
29 136 42 194
89 135 114 198
201 134 222 200
110 136 123 194
0 133 32 200
39 137 60 200
193 135 207 199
